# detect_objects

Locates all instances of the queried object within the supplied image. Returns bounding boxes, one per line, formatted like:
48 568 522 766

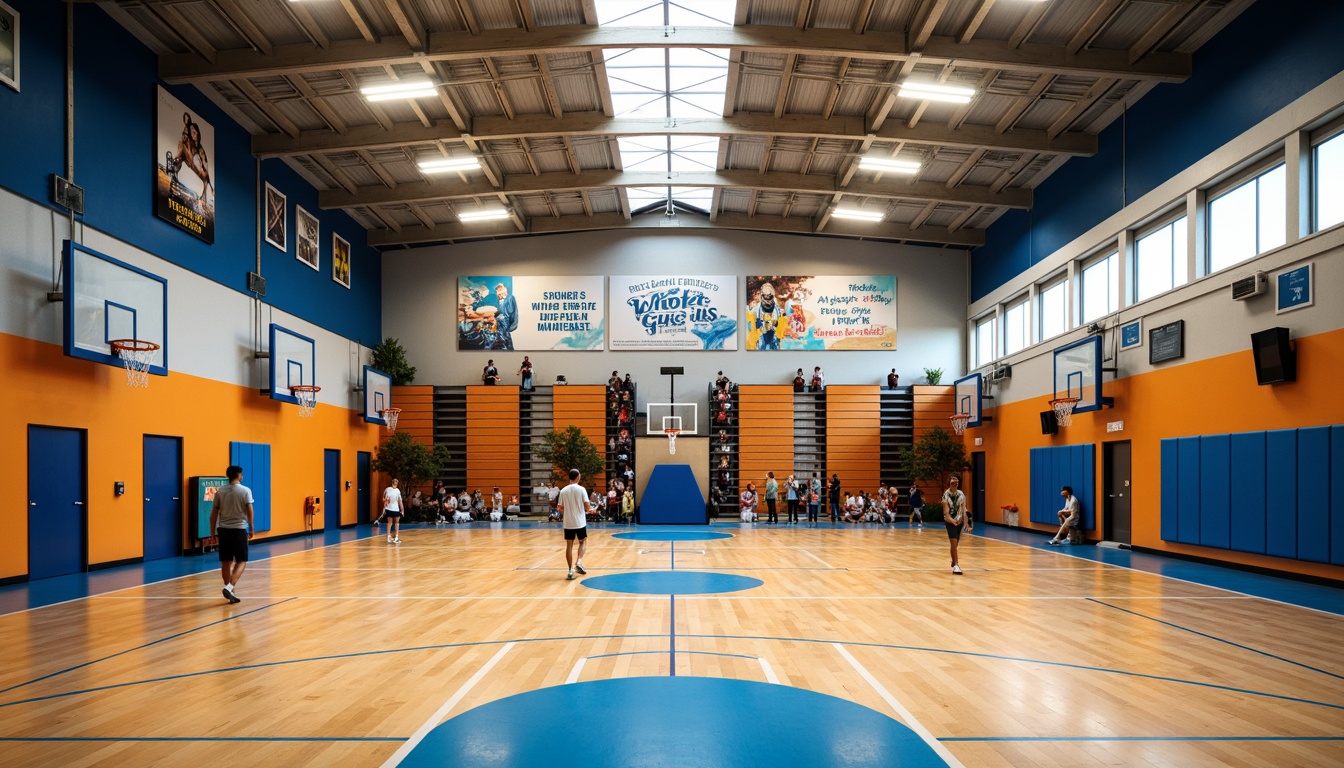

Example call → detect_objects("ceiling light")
858 157 922 174
457 208 511 222
831 208 885 222
417 157 480 173
360 80 438 102
897 81 975 104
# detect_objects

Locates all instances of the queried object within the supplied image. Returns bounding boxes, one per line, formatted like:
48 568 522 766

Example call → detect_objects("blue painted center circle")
583 571 762 595
613 530 733 541
403 676 949 767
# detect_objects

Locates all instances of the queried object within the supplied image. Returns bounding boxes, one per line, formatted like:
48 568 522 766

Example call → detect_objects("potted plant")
371 432 452 522
372 337 417 385
533 425 605 486
924 367 943 385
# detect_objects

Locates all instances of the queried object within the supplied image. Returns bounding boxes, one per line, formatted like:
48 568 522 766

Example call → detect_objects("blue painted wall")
972 0 1344 300
0 0 381 346
1029 444 1095 531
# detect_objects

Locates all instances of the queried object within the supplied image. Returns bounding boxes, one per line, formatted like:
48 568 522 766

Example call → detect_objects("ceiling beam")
254 111 1096 158
366 210 984 247
317 168 1031 209
160 26 1191 85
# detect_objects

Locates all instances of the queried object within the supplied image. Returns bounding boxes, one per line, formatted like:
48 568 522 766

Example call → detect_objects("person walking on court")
942 475 970 575
828 473 842 522
556 469 594 580
764 472 779 524
211 465 254 603
382 478 404 544
908 484 924 527
1048 486 1081 545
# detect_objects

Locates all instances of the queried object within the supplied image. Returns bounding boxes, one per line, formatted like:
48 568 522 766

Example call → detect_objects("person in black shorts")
211 466 255 603
942 475 970 575
556 469 594 580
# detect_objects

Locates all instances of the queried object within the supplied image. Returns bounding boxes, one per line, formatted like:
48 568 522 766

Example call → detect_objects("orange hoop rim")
380 407 402 415
663 427 682 436
290 385 322 394
1048 396 1080 406
949 413 971 423
109 339 161 353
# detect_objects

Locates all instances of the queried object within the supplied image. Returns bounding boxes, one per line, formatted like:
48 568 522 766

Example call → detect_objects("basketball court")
1 522 1340 767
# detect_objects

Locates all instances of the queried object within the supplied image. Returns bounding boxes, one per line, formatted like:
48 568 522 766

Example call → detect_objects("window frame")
1037 274 1069 344
1078 250 1119 326
972 314 997 369
1205 158 1287 274
1001 294 1030 356
1131 212 1188 305
1311 121 1344 233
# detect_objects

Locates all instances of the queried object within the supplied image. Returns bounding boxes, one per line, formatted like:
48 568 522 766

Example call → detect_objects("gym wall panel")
1160 440 1180 542
739 386 794 494
467 387 520 498
1332 426 1344 566
1228 432 1267 554
1198 435 1231 551
1176 437 1202 546
1030 448 1052 525
552 386 607 491
1029 445 1096 531
1297 426 1331 564
229 442 272 532
390 386 435 446
1265 429 1297 560
825 386 880 496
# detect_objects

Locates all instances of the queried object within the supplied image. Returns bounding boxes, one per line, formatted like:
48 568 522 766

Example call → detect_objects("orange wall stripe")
466 386 520 496
739 386 794 495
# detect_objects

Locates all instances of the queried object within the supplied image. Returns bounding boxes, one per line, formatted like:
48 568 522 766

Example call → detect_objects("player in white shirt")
556 469 594 580
1049 486 1082 545
381 479 404 544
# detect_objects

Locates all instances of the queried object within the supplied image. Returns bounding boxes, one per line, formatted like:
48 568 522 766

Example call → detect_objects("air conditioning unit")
1231 271 1267 300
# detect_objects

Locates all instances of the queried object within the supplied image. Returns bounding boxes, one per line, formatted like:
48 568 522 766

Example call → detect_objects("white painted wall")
382 228 969 407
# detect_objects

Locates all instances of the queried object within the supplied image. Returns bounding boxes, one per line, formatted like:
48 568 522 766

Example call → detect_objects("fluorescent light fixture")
831 208 885 222
858 156 922 174
360 80 438 102
897 81 975 104
417 157 480 173
457 208 511 222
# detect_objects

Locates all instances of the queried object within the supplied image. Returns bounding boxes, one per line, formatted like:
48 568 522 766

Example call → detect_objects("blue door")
324 449 342 529
143 435 183 561
28 426 87 580
357 452 371 524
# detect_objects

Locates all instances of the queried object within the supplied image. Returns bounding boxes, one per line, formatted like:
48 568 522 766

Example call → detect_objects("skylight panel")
595 0 732 27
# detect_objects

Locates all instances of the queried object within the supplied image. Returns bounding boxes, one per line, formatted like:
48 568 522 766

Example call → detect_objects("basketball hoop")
109 339 160 388
664 427 681 455
1049 397 1079 427
291 385 321 418
380 407 401 432
949 413 970 435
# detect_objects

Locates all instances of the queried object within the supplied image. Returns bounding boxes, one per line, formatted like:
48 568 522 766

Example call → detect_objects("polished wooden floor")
1 524 1341 767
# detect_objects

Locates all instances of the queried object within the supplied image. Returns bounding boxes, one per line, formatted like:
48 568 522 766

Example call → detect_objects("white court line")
566 657 587 684
758 657 780 684
381 641 515 768
90 594 1256 602
833 642 965 768
796 549 836 568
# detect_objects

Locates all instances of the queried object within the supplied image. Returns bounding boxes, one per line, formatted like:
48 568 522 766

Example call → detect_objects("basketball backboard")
269 323 316 405
646 403 698 435
953 373 985 427
363 365 392 424
63 241 168 377
1053 335 1111 413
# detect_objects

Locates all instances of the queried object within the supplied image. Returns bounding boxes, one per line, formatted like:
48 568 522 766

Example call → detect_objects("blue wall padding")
1177 437 1202 545
1160 439 1180 542
1332 427 1344 566
1229 432 1267 554
1028 444 1095 530
1265 430 1297 559
1297 427 1331 563
1199 435 1231 550
640 465 707 525
229 441 272 532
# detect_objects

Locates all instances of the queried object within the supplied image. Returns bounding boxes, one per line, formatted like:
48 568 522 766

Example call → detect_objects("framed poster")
0 1 17 92
332 233 350 288
458 276 604 350
264 183 286 251
295 207 319 270
1276 263 1313 314
1119 319 1143 350
610 276 737 350
154 86 216 242
1149 320 1184 364
745 275 896 350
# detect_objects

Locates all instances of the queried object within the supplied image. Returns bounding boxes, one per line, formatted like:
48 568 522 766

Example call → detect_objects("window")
1002 298 1029 355
1080 252 1118 324
1208 164 1285 273
1134 216 1187 303
1316 130 1344 232
1039 279 1067 342
973 315 996 368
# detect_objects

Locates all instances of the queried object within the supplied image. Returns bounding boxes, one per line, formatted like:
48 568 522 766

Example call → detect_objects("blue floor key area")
612 530 734 542
583 571 762 595
403 676 950 768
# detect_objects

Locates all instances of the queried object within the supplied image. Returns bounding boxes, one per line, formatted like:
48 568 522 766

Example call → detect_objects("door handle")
146 498 152 501
172 497 180 500
74 502 84 506
30 502 37 506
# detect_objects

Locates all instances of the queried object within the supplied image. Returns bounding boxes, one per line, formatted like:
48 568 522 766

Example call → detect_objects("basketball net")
665 428 680 455
949 414 970 435
292 385 321 418
380 408 401 432
1050 397 1079 427
109 339 159 388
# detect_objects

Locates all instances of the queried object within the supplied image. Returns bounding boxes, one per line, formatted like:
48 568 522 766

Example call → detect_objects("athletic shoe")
952 565 962 575
575 563 587 575
567 570 576 580
387 536 393 543
1060 539 1071 546
1047 539 1060 545
392 538 401 544
222 587 241 603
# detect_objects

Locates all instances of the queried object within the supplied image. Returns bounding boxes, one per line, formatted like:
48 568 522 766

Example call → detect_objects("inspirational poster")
154 86 215 243
745 275 896 350
610 276 738 350
458 276 604 350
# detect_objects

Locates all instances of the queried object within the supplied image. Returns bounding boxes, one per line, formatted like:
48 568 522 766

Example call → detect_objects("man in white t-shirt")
1049 485 1082 545
382 479 404 544
556 468 594 580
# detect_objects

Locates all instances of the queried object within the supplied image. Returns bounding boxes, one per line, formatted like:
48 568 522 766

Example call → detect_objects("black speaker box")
1250 327 1295 385
1040 410 1059 435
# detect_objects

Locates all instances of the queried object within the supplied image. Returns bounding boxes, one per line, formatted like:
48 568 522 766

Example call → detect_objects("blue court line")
670 540 675 570
0 597 296 696
585 649 762 662
941 735 1344 742
0 736 404 743
1090 598 1344 682
669 595 677 677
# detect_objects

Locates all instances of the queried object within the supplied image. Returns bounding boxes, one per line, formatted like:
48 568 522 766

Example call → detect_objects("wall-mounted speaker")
1250 327 1295 385
1040 410 1059 435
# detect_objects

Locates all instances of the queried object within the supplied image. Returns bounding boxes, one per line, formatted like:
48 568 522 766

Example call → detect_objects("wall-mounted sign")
1149 320 1184 364
155 86 216 243
1276 263 1313 314
1119 319 1142 350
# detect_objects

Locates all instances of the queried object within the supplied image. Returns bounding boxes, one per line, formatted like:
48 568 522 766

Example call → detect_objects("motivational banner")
458 276 604 350
154 86 216 243
745 275 897 350
610 276 738 350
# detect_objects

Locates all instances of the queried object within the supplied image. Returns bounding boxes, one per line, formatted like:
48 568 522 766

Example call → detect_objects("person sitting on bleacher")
740 482 758 522
864 493 885 523
843 491 866 523
453 491 472 524
472 490 487 520
793 368 805 392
